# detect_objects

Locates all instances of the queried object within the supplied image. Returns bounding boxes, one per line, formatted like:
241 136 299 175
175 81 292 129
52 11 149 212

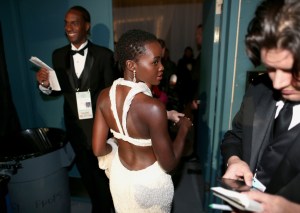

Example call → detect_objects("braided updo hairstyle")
115 29 158 72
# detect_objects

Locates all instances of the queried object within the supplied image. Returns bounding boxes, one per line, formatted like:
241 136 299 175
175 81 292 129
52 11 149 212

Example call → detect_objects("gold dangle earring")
133 70 136 83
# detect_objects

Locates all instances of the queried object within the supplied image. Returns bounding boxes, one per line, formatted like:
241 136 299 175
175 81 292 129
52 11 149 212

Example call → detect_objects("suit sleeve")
220 82 258 164
220 105 244 164
51 50 66 96
220 74 271 166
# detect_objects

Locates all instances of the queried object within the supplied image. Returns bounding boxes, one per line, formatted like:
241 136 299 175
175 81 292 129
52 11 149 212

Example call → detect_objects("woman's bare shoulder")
97 87 111 106
134 94 166 118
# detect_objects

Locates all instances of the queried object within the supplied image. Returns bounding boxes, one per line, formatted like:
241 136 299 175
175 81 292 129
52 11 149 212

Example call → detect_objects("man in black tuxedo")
36 6 116 212
221 0 300 205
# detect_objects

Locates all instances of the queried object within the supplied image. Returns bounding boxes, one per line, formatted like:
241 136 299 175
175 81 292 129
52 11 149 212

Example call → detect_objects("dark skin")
36 8 90 86
64 9 90 48
92 41 192 172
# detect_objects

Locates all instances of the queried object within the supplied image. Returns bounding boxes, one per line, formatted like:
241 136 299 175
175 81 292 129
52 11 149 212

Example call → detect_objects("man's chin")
282 94 300 102
65 35 77 43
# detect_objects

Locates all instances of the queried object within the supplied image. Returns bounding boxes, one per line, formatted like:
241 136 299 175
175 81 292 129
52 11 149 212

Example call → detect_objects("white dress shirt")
71 41 88 78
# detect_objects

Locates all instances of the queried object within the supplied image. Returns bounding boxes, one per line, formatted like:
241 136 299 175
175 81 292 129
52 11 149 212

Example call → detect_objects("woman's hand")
176 115 193 130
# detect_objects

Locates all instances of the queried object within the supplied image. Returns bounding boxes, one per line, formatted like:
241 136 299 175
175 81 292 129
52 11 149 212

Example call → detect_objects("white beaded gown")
97 78 174 213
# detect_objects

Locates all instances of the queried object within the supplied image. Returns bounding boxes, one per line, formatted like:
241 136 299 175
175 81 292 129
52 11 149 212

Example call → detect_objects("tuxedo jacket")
221 73 300 203
50 41 117 150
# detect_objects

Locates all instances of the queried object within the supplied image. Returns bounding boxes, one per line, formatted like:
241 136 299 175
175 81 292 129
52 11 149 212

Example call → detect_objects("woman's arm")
92 89 111 157
145 100 192 172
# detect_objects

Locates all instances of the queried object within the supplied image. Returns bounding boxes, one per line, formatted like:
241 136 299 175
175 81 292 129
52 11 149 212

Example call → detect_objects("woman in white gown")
92 29 193 213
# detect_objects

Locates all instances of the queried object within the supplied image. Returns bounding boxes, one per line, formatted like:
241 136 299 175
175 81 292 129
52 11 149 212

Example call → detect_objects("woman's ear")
126 60 136 72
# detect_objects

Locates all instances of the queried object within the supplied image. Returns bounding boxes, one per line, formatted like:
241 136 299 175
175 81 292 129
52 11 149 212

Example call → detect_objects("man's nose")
272 69 292 90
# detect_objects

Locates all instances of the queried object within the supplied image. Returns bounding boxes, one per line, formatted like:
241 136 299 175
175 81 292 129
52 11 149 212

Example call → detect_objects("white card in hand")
252 176 266 192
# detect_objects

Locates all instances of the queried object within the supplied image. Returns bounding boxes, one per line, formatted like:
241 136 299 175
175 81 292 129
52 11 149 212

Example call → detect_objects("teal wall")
0 0 114 130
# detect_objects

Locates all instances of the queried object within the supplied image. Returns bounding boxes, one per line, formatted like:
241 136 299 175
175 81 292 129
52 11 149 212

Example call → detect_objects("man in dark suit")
36 6 116 212
221 0 300 205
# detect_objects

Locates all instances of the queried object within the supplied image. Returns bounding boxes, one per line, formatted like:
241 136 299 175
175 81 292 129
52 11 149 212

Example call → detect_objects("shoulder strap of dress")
109 78 152 137
122 82 152 136
109 78 124 135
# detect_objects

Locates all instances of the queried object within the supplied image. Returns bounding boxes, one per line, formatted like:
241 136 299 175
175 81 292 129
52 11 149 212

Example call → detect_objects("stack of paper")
211 187 263 212
29 56 61 91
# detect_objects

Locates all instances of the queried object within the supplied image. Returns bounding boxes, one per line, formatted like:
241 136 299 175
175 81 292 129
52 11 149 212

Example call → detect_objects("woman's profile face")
135 41 164 86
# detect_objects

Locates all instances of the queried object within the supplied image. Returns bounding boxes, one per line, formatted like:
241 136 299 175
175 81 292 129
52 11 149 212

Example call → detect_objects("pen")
209 203 233 211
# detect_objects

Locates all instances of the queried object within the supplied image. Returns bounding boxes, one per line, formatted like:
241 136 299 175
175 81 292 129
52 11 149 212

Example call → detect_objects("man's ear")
85 23 91 33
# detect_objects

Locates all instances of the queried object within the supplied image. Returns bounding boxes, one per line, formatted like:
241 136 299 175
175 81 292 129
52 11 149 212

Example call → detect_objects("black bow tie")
70 44 88 56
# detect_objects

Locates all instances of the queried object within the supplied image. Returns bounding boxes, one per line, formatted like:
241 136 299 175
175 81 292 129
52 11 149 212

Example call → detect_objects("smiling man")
36 6 116 213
